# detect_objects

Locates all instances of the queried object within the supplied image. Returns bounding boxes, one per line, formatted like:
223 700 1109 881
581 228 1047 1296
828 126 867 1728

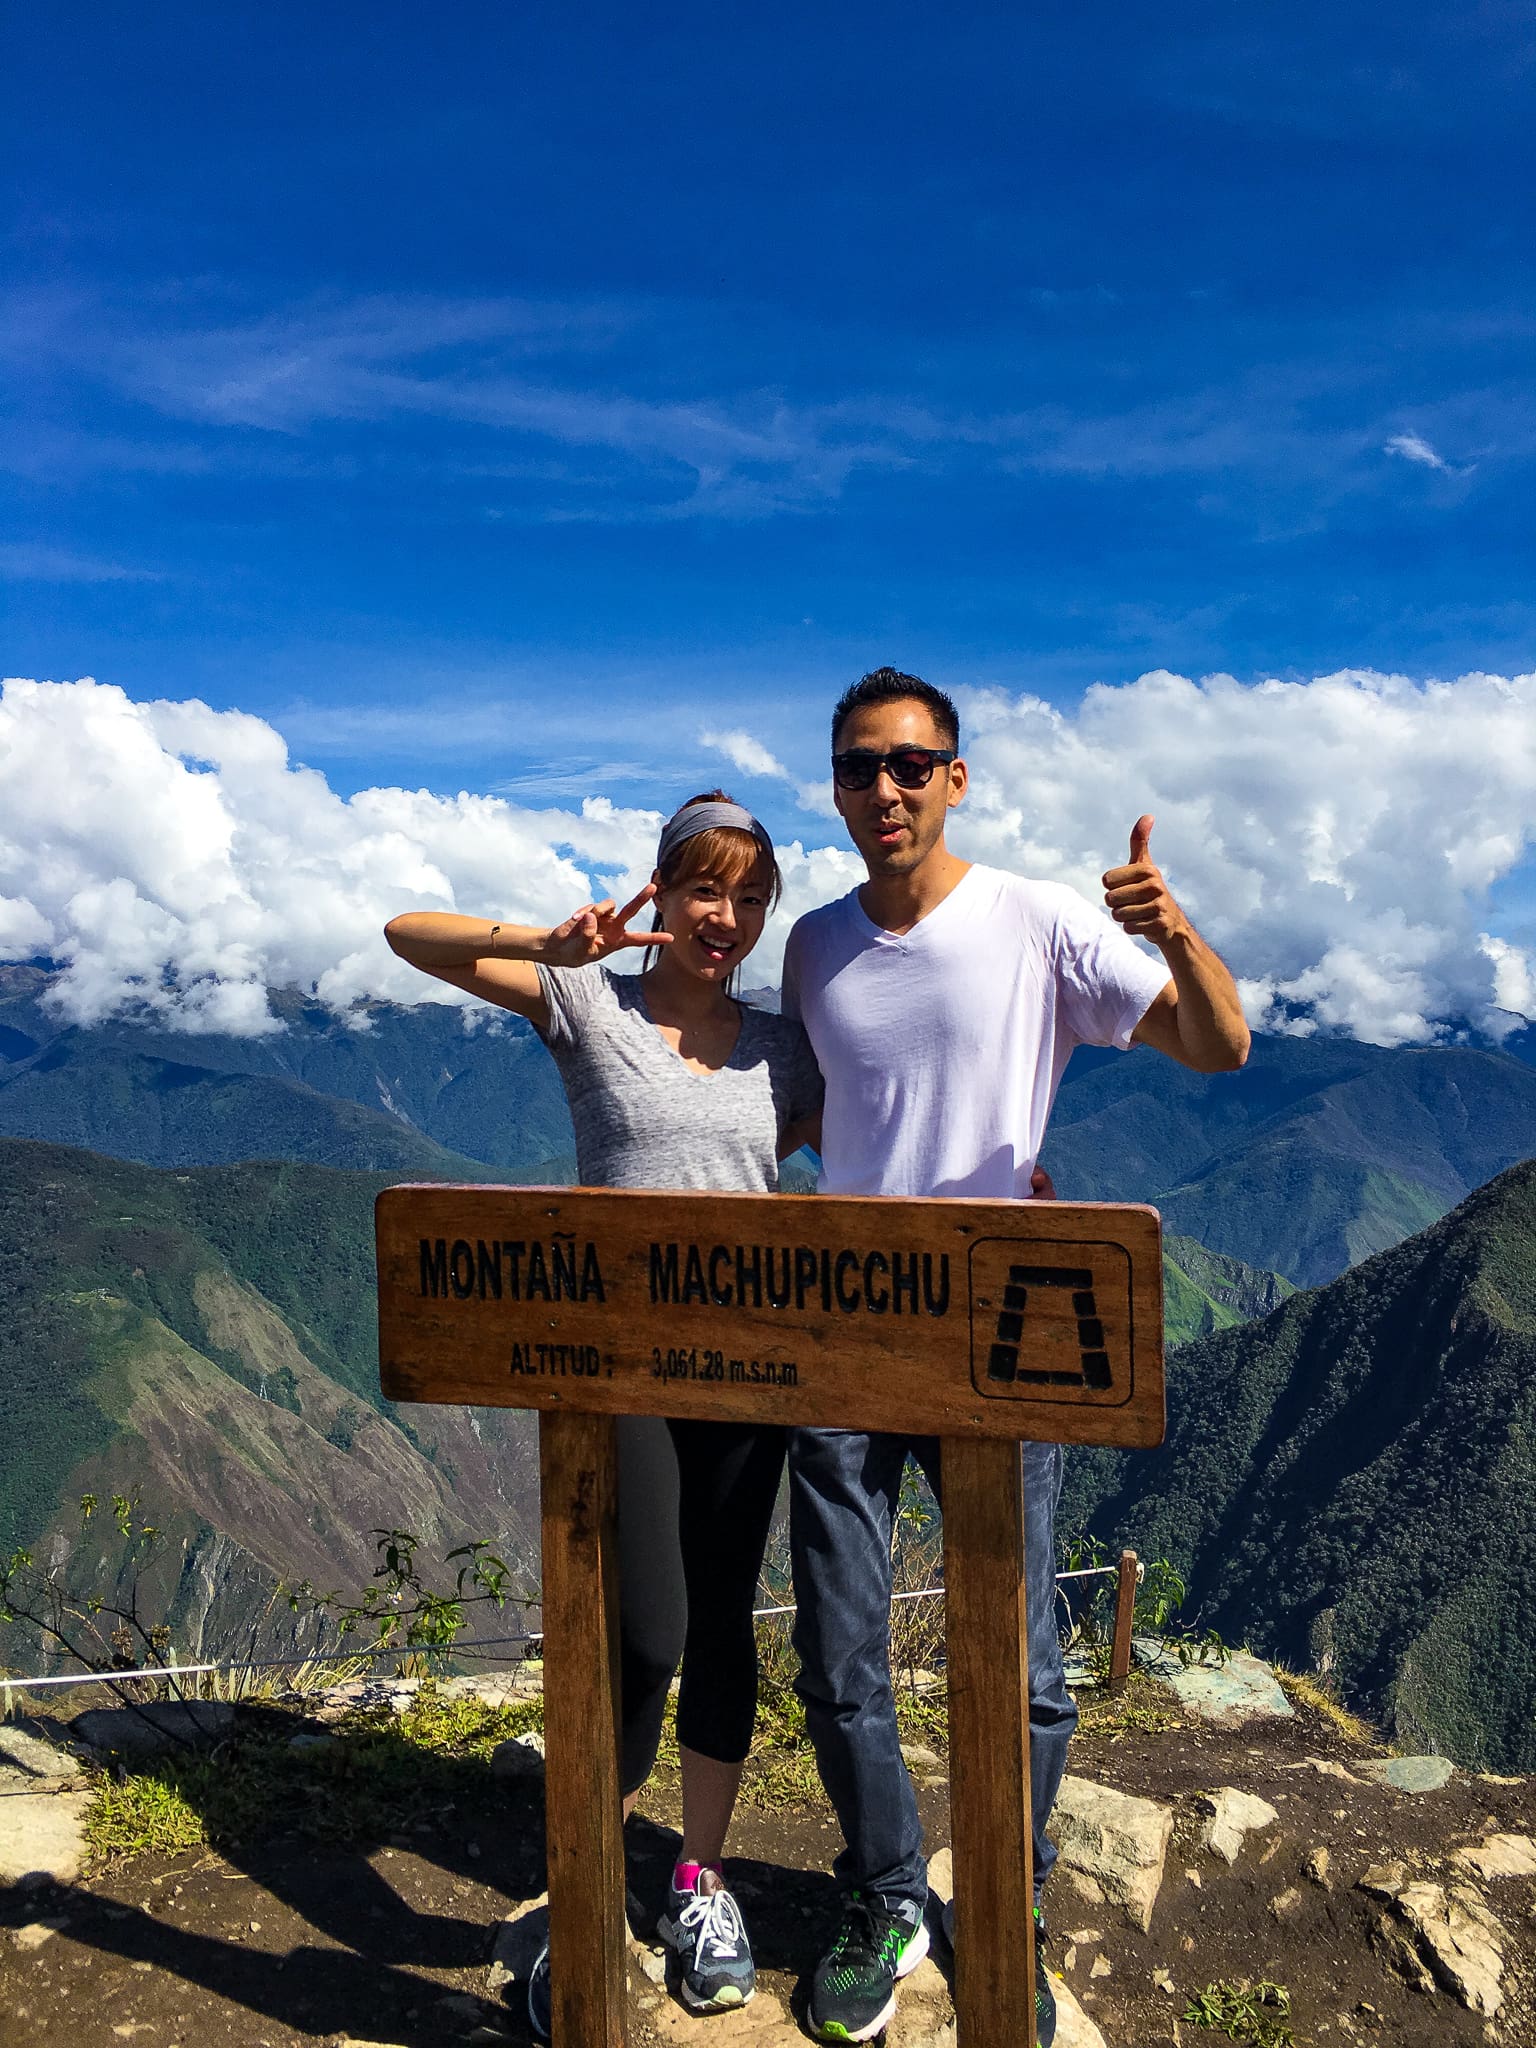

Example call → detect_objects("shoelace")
678 1884 745 1964
827 1896 906 1974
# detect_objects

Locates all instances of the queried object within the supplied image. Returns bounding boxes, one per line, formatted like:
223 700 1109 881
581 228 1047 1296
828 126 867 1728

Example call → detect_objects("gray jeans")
789 1429 1076 1909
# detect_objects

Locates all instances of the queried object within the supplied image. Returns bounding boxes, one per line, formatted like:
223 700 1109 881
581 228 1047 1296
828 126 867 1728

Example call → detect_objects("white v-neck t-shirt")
781 864 1170 1200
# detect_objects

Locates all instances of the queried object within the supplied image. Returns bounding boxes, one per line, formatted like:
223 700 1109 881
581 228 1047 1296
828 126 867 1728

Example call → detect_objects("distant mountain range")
1046 1032 1536 1285
1062 1157 1536 1773
3 965 1534 1765
0 1138 542 1665
0 966 575 1181
7 964 1536 1290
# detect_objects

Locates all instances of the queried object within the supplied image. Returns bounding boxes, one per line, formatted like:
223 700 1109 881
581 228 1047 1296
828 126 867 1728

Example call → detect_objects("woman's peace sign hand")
543 885 673 967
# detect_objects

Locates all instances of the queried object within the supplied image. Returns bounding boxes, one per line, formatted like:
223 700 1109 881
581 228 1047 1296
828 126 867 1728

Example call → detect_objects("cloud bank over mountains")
2 671 1533 1049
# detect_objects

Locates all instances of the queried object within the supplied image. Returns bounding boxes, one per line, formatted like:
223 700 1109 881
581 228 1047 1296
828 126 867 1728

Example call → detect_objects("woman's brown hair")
653 790 783 907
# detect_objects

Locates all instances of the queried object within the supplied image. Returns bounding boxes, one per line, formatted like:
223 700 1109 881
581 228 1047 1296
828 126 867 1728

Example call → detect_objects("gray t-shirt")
534 965 824 1192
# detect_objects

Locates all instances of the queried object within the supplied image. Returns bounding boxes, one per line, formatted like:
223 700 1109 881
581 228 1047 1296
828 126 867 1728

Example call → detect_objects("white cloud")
0 543 159 583
700 728 841 820
2 670 1534 1048
950 667 1536 1046
699 729 790 782
0 678 667 1030
1384 430 1450 471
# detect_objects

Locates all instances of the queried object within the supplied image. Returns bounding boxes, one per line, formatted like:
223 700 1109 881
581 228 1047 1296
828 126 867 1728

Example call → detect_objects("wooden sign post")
377 1186 1165 2047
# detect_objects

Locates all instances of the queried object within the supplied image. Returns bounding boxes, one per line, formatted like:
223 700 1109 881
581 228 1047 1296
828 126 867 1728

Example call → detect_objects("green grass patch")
83 1684 545 1864
84 1773 208 1859
1182 1979 1295 2046
1076 1668 1182 1739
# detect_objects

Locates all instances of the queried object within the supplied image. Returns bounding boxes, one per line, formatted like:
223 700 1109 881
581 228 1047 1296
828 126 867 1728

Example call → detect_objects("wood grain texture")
539 1410 626 2047
377 1184 1165 1448
942 1437 1036 2047
1110 1548 1140 1690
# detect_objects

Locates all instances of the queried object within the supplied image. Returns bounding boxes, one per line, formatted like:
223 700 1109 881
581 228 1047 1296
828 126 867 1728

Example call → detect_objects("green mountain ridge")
9 967 1536 1290
1048 1037 1536 1285
1061 1155 1536 1772
0 1139 542 1667
0 1034 509 1181
0 966 574 1175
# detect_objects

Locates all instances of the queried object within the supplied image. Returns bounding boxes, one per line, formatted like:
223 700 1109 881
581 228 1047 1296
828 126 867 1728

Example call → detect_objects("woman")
384 793 822 2035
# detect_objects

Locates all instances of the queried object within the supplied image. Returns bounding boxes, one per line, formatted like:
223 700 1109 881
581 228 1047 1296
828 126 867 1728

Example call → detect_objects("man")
781 666 1249 2045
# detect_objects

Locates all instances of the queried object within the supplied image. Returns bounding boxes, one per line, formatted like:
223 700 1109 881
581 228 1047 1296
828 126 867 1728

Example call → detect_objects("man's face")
831 698 967 879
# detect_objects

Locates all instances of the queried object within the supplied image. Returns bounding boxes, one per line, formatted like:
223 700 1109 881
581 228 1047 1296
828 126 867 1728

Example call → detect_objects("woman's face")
654 864 770 982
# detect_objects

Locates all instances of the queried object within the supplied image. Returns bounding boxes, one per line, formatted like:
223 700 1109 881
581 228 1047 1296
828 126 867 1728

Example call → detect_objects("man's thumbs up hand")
1103 813 1189 947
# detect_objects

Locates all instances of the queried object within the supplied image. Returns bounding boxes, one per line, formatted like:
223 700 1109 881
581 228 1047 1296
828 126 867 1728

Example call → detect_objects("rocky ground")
1 1655 1532 2047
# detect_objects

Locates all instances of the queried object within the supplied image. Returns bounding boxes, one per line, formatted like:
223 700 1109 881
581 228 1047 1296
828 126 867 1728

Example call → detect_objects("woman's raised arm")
384 887 669 1026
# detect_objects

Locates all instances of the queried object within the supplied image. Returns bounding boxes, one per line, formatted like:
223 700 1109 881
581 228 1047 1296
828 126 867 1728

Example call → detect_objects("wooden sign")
376 1184 1165 1447
376 1183 1166 2048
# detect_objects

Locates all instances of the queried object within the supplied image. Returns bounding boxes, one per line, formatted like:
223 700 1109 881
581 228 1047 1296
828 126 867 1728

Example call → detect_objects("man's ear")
946 757 968 809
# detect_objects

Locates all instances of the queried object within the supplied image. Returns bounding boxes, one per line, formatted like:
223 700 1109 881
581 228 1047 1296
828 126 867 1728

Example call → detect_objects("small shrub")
1272 1666 1375 1746
1183 1978 1295 2047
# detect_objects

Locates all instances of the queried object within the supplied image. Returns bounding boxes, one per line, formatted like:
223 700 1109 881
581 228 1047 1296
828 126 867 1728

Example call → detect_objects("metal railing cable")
0 1563 1137 1699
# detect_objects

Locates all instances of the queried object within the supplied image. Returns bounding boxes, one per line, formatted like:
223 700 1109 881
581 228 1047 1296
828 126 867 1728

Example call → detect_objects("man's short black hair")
832 666 960 751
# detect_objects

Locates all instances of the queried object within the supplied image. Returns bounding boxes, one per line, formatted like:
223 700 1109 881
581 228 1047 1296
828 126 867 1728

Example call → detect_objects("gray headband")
656 800 774 871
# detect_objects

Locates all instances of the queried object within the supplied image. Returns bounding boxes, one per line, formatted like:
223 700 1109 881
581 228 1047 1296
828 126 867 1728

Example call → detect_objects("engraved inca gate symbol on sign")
968 1238 1136 1408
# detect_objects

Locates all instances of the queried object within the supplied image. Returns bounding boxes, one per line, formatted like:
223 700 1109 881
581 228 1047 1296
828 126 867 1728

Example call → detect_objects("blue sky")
4 1 1534 831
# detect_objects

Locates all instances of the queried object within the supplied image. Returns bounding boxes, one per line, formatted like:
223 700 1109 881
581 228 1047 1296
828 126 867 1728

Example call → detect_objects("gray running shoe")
526 1941 551 2042
657 1870 756 2011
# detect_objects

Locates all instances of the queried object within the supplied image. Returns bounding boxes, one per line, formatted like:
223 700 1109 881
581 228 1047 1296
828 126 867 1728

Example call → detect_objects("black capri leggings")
615 1415 786 1798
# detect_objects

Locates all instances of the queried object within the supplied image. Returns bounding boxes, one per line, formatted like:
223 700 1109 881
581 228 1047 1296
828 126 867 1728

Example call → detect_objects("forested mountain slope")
0 1139 541 1663
1060 1157 1536 1772
1048 1036 1536 1284
9 966 1536 1287
0 967 574 1177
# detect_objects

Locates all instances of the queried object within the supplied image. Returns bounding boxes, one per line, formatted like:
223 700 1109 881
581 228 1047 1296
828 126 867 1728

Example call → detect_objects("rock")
1197 1787 1278 1864
1296 1756 1361 1783
286 1732 338 1754
0 1723 82 1781
1455 1833 1536 1880
1053 1974 1107 2048
1089 1953 1112 1978
11 1920 65 1949
1270 1887 1303 1920
1393 1880 1507 2017
1357 1862 1408 1899
72 1700 233 1757
438 1991 487 2019
1305 1846 1332 1887
900 1743 941 1771
487 1894 548 1995
491 1734 546 1780
1132 1640 1293 1725
925 1847 953 1902
1372 1910 1437 1994
1052 1774 1173 1931
0 1787 91 1886
644 1990 793 2038
1358 1754 1454 1794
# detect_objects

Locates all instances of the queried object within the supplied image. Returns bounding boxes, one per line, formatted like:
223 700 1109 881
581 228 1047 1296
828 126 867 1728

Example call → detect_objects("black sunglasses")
831 746 957 791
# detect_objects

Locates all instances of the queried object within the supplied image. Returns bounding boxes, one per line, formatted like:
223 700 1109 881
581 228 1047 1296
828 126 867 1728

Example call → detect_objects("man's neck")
858 846 972 937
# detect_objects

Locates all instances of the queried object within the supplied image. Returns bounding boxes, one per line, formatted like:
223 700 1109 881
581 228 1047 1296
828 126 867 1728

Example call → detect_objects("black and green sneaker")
807 1888 929 2042
1034 1909 1056 2048
939 1895 1055 2047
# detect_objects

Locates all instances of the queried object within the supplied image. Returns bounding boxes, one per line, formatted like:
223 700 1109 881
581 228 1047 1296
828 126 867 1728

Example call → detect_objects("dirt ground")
2 1684 1533 2047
